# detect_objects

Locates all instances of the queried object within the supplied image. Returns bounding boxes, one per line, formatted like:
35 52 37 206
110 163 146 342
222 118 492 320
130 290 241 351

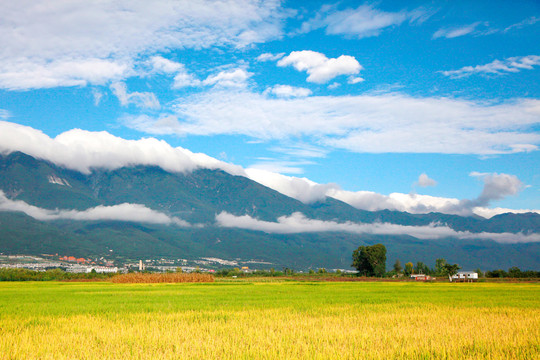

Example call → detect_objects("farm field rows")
0 281 538 359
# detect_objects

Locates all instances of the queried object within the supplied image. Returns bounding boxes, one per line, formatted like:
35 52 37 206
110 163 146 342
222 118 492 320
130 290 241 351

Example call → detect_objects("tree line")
0 268 115 281
351 243 539 279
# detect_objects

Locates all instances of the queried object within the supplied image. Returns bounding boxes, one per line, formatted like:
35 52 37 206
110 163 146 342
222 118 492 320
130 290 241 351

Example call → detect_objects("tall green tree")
352 244 386 277
404 262 414 276
435 258 448 275
393 259 403 274
442 263 460 282
415 261 429 275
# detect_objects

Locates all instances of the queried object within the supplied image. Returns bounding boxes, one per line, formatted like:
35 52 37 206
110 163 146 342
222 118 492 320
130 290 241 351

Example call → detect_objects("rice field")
0 281 538 359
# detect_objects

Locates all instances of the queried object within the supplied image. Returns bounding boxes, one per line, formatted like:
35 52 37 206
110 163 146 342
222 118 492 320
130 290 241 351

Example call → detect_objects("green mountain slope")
0 152 539 270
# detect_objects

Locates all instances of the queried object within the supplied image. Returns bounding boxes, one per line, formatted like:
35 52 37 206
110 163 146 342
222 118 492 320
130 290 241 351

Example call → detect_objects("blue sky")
0 0 539 217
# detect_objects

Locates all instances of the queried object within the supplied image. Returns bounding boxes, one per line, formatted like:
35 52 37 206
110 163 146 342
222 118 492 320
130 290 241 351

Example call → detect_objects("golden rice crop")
111 272 214 283
0 282 538 360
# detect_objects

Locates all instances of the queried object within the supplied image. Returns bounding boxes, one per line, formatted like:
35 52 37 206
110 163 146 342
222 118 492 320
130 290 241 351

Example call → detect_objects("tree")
415 261 427 274
393 259 403 273
442 263 460 282
352 244 386 277
474 268 483 278
404 262 414 277
435 258 447 275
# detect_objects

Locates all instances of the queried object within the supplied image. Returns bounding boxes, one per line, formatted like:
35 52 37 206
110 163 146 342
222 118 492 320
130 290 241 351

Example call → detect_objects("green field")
0 281 538 359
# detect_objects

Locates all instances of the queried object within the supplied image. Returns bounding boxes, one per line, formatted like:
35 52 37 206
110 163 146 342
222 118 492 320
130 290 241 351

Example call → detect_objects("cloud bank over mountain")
0 121 537 219
216 211 540 244
0 191 189 226
2 187 538 244
0 121 244 176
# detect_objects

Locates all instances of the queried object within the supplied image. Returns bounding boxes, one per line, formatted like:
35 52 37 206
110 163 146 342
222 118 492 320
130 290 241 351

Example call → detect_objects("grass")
0 281 538 359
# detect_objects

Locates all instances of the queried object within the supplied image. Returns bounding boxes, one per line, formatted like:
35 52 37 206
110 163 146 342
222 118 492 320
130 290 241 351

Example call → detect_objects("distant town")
0 253 287 274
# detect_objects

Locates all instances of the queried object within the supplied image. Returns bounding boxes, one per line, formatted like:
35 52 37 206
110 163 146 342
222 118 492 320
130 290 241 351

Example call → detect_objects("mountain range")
0 151 539 270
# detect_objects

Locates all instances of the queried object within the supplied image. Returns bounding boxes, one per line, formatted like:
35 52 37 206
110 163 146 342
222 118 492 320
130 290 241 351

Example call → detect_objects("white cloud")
300 4 426 38
110 82 160 110
0 190 189 226
146 56 201 88
470 172 524 207
173 72 202 88
265 85 312 98
92 88 104 106
247 159 314 175
202 68 252 88
128 90 540 155
245 168 339 203
256 53 285 62
277 51 362 84
149 56 184 74
329 172 528 217
416 173 437 187
503 16 540 33
215 211 540 244
1 121 538 218
432 22 483 39
441 55 540 79
0 120 244 176
347 76 364 84
0 0 287 90
471 207 540 219
241 169 535 218
270 143 328 159
0 58 130 90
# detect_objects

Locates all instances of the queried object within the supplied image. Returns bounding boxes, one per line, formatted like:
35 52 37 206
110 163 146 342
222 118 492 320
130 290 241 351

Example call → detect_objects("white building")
87 266 118 274
452 271 478 282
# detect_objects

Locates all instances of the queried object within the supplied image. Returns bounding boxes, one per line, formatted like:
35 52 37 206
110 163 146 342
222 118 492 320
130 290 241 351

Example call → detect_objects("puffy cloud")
173 72 202 88
277 51 362 84
328 189 468 215
265 85 312 98
0 120 244 176
347 76 364 84
416 173 437 187
300 4 427 38
329 172 528 217
0 58 130 90
202 68 252 88
245 169 338 203
471 207 540 219
0 191 189 226
470 172 524 207
256 53 285 62
242 169 534 218
1 121 537 219
441 55 540 79
128 90 540 155
0 0 287 89
149 56 184 74
110 82 160 110
215 211 540 243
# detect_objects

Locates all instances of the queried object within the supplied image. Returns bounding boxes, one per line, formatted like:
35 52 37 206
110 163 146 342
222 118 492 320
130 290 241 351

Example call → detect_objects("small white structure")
452 271 478 282
86 266 118 274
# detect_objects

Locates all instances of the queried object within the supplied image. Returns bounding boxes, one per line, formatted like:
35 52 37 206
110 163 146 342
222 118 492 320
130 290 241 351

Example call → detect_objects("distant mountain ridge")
0 151 539 270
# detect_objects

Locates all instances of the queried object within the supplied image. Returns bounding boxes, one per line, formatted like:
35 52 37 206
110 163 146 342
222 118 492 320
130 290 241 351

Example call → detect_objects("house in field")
409 274 434 281
452 271 478 282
